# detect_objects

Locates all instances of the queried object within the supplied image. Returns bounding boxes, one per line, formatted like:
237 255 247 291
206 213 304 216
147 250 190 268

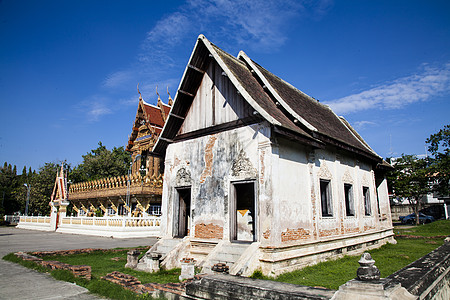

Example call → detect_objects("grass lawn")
38 249 180 284
252 220 449 290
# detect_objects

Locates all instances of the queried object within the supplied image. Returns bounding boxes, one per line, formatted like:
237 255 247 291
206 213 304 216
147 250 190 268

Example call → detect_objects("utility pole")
24 183 30 216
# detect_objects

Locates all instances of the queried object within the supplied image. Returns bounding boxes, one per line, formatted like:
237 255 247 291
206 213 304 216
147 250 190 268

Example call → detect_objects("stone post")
146 253 161 273
179 258 196 281
125 250 141 269
331 253 416 300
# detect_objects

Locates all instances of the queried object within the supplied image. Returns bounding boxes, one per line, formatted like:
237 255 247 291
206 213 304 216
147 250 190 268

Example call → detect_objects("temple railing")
19 216 51 224
60 216 161 227
68 172 163 199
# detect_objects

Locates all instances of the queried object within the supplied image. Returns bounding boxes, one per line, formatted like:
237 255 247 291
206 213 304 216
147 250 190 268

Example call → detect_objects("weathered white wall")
161 123 271 240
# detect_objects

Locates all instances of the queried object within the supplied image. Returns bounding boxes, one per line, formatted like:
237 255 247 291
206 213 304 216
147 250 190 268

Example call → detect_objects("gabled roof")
126 97 171 152
153 34 382 162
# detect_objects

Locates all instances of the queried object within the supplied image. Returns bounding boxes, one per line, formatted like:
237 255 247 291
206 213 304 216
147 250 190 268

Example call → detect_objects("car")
399 212 435 224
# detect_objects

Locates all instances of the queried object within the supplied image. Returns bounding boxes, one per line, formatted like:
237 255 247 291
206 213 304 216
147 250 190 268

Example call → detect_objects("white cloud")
77 96 113 122
103 70 135 88
351 120 377 131
324 63 450 115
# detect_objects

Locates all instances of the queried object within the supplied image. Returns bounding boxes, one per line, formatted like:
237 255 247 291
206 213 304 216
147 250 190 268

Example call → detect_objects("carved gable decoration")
318 162 332 180
231 150 257 179
342 169 353 184
176 167 192 187
362 173 370 186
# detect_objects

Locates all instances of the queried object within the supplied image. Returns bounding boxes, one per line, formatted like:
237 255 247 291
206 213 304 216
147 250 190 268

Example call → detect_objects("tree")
70 142 131 183
389 154 431 225
0 162 20 215
426 124 450 198
27 162 61 216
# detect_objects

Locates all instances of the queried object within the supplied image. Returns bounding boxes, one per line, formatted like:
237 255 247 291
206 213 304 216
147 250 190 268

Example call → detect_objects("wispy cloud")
324 62 450 115
85 0 333 122
352 120 377 131
77 96 113 122
103 70 135 89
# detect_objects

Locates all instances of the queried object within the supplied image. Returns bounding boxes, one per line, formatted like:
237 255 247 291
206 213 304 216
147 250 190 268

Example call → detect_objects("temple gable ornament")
176 167 192 187
231 150 257 179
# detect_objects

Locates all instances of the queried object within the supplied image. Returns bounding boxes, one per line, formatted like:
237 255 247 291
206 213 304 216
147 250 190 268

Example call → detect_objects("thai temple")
18 35 395 276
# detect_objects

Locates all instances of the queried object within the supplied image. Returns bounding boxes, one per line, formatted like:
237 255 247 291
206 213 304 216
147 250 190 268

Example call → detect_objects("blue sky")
1 0 449 172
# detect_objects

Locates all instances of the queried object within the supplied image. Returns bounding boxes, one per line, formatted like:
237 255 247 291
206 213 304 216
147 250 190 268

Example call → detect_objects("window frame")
363 186 371 216
344 183 355 217
320 179 333 217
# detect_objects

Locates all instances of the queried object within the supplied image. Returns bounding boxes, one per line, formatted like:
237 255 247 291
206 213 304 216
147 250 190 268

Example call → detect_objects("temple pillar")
49 202 58 231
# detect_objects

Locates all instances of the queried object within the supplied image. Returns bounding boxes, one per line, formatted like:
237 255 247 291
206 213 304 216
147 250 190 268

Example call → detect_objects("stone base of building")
257 229 395 277
141 228 395 278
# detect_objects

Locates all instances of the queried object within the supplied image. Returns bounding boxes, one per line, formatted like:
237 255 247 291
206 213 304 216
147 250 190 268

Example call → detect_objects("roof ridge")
238 51 318 133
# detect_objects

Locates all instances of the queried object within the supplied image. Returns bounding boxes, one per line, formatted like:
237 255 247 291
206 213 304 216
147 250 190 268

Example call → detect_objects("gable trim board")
153 35 381 165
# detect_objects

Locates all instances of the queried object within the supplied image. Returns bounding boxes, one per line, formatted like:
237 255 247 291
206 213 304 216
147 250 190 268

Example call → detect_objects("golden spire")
167 86 173 106
137 83 142 101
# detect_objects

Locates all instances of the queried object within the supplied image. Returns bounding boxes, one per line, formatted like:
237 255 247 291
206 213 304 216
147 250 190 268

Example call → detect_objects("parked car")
399 213 435 224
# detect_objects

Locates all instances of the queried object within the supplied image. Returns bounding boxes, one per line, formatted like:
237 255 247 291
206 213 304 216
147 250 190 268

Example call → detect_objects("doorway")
231 182 256 242
175 188 191 237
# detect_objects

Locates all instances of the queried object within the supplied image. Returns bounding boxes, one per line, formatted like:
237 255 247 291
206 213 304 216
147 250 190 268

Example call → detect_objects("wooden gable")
179 60 254 135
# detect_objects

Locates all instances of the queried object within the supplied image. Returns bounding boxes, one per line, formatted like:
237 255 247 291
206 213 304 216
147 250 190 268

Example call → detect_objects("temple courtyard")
0 227 157 299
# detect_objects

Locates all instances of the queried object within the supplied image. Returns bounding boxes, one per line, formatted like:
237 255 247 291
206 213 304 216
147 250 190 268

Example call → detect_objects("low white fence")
16 216 53 231
57 216 161 238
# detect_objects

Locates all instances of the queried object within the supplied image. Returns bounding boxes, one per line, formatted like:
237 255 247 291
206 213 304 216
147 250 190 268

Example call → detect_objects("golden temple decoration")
109 200 118 213
99 203 107 214
80 204 89 214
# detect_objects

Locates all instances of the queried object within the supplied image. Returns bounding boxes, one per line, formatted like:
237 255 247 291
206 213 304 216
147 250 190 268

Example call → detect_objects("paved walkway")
0 227 158 299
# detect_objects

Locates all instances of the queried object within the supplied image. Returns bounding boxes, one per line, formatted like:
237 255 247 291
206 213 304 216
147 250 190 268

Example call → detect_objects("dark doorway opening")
231 182 256 242
175 188 191 237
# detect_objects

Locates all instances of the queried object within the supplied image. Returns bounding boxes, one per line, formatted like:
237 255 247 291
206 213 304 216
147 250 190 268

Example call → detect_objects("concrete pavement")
0 227 158 299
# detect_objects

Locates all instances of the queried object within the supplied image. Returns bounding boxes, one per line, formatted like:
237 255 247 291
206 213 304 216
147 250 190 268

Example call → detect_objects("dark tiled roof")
251 60 378 157
211 44 313 140
154 35 381 161
143 103 168 128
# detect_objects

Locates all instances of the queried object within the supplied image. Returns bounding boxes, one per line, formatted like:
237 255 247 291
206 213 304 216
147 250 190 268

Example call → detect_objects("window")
344 184 354 216
363 186 371 216
320 179 332 217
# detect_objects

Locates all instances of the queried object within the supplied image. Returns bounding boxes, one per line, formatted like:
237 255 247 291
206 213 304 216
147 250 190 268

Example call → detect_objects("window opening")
344 183 354 216
320 179 333 217
363 186 371 216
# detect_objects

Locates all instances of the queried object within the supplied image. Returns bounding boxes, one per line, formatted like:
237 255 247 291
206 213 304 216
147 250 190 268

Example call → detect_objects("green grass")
394 219 450 237
3 250 171 300
257 224 447 290
39 249 180 284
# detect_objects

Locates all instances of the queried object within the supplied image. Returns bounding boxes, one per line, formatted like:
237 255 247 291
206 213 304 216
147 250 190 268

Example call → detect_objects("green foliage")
70 142 131 183
250 269 268 280
426 124 450 198
388 154 431 224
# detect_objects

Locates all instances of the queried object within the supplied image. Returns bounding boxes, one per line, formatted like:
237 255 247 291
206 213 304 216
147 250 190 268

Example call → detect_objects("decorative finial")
167 86 173 106
137 83 142 101
356 252 380 281
156 85 161 101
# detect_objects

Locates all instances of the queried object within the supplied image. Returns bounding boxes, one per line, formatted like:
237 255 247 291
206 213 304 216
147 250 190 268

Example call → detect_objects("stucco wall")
161 123 271 240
